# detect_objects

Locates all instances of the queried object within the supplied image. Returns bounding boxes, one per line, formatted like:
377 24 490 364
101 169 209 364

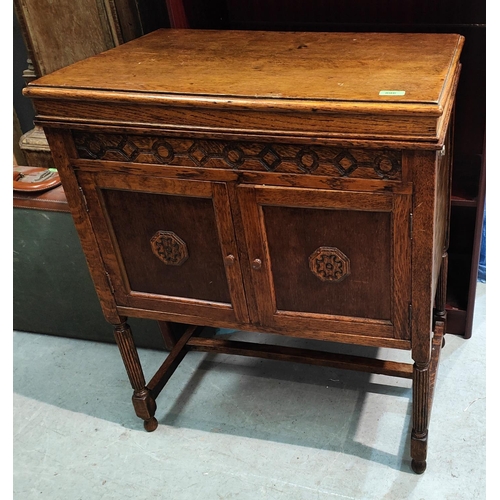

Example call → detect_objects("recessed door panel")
102 189 231 303
78 172 248 324
262 205 392 320
238 185 411 341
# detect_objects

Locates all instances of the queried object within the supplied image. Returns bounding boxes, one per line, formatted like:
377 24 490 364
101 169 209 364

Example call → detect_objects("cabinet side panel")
406 150 438 362
43 128 121 324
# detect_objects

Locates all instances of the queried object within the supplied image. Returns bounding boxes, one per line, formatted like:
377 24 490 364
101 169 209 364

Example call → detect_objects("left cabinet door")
77 171 249 326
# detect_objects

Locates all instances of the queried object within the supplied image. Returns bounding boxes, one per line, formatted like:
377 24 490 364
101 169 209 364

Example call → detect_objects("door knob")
251 258 262 270
225 254 235 266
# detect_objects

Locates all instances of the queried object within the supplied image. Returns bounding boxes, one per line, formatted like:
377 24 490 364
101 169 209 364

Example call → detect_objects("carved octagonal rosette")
150 231 188 266
309 247 350 282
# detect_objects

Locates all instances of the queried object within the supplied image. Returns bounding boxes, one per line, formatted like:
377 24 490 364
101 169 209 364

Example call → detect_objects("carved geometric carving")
295 148 319 173
150 231 188 266
309 247 350 282
373 152 402 179
332 150 358 176
73 132 402 180
259 145 282 171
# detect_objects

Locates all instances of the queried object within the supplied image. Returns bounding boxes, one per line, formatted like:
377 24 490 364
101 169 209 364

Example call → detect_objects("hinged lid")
24 29 464 147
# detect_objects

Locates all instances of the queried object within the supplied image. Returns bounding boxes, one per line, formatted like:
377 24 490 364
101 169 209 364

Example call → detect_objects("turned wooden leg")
114 321 158 432
411 361 430 474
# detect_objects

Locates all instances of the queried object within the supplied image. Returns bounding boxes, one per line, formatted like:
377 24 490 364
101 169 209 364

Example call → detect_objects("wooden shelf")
446 308 467 335
451 195 477 208
450 155 482 207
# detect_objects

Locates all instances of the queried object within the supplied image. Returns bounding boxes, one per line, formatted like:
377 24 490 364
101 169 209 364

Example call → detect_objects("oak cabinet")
24 29 463 473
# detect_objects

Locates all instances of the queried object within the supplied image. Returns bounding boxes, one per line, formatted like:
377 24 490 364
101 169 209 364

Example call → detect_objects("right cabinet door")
238 184 412 344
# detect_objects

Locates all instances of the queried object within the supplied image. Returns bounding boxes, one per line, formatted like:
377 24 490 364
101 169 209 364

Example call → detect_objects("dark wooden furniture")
24 29 463 474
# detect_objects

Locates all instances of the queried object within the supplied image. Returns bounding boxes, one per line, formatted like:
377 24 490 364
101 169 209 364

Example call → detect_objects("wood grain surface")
24 30 464 145
28 29 462 104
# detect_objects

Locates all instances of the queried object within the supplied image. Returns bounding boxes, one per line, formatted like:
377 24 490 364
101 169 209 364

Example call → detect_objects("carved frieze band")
309 247 351 282
150 231 188 266
73 131 402 180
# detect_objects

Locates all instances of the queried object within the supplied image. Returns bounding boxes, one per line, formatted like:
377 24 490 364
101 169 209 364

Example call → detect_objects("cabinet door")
78 172 249 325
238 185 411 343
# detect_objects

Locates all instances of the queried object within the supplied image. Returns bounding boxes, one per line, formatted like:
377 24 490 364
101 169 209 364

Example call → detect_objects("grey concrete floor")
14 283 486 499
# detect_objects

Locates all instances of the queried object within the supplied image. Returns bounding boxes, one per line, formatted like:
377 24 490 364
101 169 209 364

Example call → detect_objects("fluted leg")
114 321 158 432
411 361 430 473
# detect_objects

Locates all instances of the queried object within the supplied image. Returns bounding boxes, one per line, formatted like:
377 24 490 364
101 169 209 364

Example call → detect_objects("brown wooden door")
77 171 249 324
238 185 412 342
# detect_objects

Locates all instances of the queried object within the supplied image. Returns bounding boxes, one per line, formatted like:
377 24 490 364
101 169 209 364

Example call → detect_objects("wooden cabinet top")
25 29 464 147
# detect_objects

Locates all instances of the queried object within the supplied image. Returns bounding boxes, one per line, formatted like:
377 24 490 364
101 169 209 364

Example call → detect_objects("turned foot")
144 417 158 432
411 459 427 474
